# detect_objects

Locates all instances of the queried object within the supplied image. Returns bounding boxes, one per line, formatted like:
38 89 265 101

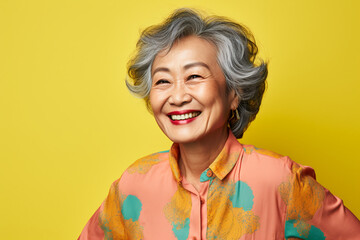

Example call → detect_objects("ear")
228 89 239 110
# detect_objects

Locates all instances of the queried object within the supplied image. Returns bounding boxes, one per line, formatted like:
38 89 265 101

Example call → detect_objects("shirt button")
206 169 213 177
200 198 205 204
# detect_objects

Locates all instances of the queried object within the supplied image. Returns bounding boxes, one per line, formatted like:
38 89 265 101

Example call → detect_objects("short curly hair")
126 8 267 138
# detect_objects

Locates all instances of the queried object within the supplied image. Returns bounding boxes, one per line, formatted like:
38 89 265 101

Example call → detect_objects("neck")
178 127 229 189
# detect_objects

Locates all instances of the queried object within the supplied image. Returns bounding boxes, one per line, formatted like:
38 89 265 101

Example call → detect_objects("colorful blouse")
78 132 360 240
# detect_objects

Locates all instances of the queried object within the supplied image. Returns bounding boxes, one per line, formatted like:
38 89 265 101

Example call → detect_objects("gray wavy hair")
126 8 268 139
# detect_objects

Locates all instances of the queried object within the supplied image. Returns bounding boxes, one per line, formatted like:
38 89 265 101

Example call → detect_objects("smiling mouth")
168 111 201 121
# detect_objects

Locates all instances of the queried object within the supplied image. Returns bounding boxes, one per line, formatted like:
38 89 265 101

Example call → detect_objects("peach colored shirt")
79 132 360 240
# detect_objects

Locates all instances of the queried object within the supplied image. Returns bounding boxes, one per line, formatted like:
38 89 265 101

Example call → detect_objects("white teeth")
170 112 200 121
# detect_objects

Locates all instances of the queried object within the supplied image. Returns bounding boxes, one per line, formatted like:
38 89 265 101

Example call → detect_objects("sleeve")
279 159 360 240
77 206 104 240
78 178 127 240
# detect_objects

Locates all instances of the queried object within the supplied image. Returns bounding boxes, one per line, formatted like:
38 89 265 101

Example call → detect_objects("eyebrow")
184 62 210 71
152 67 170 76
152 62 210 76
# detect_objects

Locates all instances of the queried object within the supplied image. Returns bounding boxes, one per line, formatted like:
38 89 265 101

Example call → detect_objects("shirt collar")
169 130 243 183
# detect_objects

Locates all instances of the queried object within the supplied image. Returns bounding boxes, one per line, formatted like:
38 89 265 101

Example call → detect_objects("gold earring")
235 109 240 120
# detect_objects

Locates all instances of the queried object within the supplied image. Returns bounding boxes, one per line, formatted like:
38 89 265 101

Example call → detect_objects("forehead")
152 35 218 70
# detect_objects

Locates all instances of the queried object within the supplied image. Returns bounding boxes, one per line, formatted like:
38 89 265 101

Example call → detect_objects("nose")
168 82 192 106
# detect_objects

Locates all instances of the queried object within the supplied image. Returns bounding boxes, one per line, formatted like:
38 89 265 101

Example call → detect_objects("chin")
169 137 199 144
157 122 198 143
165 133 199 144
162 128 207 144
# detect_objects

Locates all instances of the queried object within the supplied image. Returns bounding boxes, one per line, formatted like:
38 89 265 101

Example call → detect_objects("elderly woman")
79 9 360 240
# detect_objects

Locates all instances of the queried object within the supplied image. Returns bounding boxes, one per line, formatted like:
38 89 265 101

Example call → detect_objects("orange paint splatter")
127 153 162 174
243 145 283 159
278 163 325 238
163 185 192 230
99 179 144 239
207 178 259 239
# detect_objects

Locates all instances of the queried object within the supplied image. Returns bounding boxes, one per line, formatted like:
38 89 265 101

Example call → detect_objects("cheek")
149 94 158 114
207 90 232 119
194 84 219 103
198 85 228 107
149 91 165 115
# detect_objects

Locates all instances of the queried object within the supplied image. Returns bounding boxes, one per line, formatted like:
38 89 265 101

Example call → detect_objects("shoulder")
241 144 320 196
241 144 292 173
107 150 173 197
239 144 312 186
115 150 174 190
242 144 285 160
242 144 317 176
125 150 170 175
107 150 170 187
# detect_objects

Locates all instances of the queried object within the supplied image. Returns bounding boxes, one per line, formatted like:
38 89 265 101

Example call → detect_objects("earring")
235 109 240 120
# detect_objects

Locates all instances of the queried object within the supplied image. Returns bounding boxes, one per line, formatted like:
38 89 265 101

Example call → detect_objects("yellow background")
1 0 359 239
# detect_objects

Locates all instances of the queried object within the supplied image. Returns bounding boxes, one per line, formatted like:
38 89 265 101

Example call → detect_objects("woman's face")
150 35 238 144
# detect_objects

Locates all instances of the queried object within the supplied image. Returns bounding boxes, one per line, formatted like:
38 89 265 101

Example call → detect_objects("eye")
187 74 201 80
154 79 170 85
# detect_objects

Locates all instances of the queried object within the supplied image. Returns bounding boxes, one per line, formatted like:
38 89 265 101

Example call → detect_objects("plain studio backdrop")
0 0 359 239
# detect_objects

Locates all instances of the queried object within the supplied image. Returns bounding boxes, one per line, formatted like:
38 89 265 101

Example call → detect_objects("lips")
167 110 201 124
